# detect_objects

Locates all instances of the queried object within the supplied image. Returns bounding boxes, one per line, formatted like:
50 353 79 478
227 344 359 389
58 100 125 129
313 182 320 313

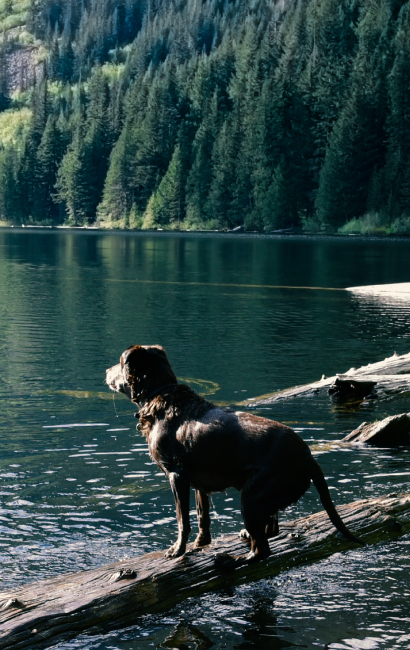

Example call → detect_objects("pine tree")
97 126 130 222
206 117 238 228
0 48 10 112
185 90 219 224
127 72 179 211
149 143 186 226
385 3 410 218
54 128 94 224
32 116 64 222
0 146 18 221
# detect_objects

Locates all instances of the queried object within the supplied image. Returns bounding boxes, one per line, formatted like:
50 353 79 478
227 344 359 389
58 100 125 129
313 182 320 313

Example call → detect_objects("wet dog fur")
106 345 362 564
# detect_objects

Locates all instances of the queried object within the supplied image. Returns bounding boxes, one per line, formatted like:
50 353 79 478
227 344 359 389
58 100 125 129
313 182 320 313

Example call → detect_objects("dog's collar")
137 382 177 406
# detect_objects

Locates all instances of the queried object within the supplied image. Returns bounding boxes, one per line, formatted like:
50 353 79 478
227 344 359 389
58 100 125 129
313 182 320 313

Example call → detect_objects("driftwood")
245 351 410 406
1 493 410 650
341 413 410 446
346 282 410 299
328 377 377 402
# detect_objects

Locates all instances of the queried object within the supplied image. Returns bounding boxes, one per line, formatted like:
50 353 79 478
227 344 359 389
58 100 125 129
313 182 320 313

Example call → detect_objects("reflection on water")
1 230 410 649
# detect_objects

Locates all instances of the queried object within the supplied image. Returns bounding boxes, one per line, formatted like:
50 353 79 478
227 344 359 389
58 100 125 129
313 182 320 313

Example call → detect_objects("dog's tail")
310 458 364 545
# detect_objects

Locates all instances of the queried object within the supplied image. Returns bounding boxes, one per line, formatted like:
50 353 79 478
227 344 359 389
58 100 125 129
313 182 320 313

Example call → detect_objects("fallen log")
347 282 410 299
244 351 410 406
1 493 410 650
341 413 410 446
328 377 377 402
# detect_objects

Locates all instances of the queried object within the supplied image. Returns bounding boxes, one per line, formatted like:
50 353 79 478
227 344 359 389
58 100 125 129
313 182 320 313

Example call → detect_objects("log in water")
1 493 410 650
346 282 410 298
341 413 410 446
244 351 410 405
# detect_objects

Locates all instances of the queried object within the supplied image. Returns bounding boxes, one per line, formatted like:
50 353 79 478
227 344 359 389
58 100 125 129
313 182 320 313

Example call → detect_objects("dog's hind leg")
240 511 278 542
193 490 211 548
266 512 279 538
240 487 271 562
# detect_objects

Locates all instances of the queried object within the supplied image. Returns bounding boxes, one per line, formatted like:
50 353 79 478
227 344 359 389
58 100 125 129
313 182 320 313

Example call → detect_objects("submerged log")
1 493 410 650
342 413 410 446
244 351 410 406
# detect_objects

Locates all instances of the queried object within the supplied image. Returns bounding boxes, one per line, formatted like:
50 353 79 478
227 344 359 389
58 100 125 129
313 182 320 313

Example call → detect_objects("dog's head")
105 345 177 404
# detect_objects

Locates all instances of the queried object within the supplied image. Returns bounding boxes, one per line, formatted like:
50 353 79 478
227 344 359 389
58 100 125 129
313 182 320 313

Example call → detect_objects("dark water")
1 229 410 649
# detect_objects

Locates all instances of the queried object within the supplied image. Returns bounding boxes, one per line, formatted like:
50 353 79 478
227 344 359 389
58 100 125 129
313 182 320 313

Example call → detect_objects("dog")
106 345 362 564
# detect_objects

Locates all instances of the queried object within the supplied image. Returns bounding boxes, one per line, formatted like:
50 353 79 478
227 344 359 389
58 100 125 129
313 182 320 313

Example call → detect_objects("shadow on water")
157 595 298 650
136 589 298 650
160 624 215 650
231 597 298 650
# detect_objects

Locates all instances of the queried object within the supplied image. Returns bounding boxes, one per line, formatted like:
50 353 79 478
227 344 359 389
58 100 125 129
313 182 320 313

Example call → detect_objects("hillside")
0 0 409 234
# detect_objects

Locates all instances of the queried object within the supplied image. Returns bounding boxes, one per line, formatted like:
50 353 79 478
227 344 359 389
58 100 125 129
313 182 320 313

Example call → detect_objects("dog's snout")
105 363 124 390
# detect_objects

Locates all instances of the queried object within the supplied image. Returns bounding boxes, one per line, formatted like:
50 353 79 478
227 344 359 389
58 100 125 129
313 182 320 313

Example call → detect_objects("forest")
0 0 410 233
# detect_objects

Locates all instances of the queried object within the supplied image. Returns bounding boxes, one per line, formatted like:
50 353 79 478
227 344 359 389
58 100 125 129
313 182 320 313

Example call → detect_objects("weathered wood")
347 282 410 299
244 351 410 406
328 377 377 402
341 413 410 446
1 493 410 650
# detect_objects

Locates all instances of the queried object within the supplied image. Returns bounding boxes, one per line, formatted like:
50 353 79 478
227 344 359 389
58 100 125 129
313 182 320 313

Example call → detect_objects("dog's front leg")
193 490 211 548
165 471 191 558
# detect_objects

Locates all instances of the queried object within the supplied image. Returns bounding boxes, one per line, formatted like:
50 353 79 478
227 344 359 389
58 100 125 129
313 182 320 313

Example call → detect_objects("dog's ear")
141 345 171 368
121 345 143 368
122 345 177 403
146 345 167 357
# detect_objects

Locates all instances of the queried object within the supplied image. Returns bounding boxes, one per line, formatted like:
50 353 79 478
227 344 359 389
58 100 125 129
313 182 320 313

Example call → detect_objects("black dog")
106 345 362 563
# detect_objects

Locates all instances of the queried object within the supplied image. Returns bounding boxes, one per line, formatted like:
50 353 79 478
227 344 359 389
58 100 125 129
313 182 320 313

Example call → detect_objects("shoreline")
1 224 410 242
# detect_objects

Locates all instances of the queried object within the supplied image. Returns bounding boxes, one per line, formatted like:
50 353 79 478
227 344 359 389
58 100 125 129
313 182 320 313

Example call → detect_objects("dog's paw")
240 528 251 541
244 549 270 563
165 543 186 558
193 533 211 548
243 551 260 563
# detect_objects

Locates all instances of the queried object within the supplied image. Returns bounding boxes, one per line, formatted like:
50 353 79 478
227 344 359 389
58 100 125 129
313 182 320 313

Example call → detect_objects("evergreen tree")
206 118 238 228
0 147 18 221
149 143 186 226
127 72 179 211
0 48 10 112
32 116 64 222
54 128 94 224
385 3 410 218
185 91 219 224
97 125 130 222
58 38 75 82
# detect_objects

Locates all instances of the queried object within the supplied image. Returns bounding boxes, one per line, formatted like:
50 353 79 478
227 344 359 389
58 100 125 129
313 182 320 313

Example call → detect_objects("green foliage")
147 143 186 227
0 146 19 220
0 107 31 145
3 0 410 230
32 114 65 221
338 211 388 235
54 128 93 224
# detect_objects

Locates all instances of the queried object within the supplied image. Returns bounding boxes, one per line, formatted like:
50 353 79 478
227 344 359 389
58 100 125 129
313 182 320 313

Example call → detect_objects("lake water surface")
1 230 410 649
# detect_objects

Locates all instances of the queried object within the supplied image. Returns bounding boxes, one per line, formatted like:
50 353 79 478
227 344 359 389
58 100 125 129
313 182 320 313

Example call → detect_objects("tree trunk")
1 493 410 650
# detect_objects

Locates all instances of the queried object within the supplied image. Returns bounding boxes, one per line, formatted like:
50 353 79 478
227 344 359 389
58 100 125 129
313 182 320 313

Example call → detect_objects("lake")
1 229 410 649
